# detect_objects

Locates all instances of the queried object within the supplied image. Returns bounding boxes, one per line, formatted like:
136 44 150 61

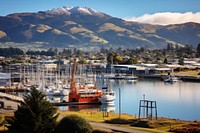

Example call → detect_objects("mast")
70 58 76 93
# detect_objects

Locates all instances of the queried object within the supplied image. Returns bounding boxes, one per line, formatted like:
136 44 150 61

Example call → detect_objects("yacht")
98 87 115 104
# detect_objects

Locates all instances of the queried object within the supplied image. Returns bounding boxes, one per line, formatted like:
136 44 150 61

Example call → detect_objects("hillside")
0 6 199 50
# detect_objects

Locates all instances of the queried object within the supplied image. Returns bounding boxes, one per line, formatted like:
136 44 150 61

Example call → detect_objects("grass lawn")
0 109 200 133
57 110 200 133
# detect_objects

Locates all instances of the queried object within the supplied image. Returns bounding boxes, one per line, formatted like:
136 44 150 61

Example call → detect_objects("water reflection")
100 104 116 113
58 104 116 113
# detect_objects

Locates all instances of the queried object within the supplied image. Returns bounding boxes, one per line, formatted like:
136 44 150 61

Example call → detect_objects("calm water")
54 78 200 121
108 79 200 121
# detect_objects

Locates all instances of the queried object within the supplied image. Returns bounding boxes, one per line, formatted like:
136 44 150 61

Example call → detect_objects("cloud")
124 12 200 25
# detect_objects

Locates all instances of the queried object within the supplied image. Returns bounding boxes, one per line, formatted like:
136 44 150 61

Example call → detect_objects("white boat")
106 73 138 81
121 74 138 81
47 90 62 96
46 87 70 96
98 87 115 104
164 75 179 83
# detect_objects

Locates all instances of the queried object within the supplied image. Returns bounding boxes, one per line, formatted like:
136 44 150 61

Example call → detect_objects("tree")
78 59 88 64
178 58 184 66
0 47 24 57
164 58 168 64
107 52 115 64
167 43 174 51
115 55 123 64
197 43 200 56
123 58 138 64
54 115 93 133
6 87 58 133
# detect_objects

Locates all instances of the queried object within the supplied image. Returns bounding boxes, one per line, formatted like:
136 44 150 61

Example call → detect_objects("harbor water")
108 79 200 121
43 78 200 121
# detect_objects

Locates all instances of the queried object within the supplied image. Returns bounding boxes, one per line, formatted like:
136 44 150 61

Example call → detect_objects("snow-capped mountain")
46 6 107 18
0 6 199 49
46 7 72 15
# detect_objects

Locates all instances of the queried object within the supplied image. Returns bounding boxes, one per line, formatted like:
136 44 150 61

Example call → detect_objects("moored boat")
164 75 179 83
107 74 138 81
68 59 102 103
98 87 115 104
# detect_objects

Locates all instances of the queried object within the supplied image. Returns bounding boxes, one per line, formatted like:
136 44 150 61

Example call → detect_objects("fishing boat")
98 87 115 104
68 59 102 103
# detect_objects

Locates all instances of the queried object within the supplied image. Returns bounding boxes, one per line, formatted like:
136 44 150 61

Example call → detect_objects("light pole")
118 88 121 118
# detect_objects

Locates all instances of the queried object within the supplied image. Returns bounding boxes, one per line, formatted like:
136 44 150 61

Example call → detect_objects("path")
90 122 150 133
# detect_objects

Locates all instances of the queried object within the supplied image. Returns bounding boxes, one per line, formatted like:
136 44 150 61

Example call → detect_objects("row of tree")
107 52 138 65
0 47 59 57
0 47 23 57
1 43 200 57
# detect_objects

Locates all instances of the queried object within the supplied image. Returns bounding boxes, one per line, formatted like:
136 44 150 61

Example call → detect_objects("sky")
0 0 200 25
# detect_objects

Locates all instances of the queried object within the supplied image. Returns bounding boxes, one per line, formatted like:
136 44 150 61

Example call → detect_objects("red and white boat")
68 59 102 103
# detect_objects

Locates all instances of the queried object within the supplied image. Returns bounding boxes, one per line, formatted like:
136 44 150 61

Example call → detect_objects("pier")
0 92 22 111
180 76 200 82
0 92 23 102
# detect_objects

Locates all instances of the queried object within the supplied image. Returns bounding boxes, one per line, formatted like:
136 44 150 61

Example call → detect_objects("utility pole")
118 88 121 118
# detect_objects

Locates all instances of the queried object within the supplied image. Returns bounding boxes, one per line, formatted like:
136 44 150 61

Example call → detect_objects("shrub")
54 114 93 133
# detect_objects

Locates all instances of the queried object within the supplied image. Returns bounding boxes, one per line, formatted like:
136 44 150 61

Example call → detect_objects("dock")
180 76 200 82
0 92 22 112
52 101 101 106
138 75 164 80
0 92 23 102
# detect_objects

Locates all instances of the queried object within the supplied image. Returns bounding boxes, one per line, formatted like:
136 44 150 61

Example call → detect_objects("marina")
0 63 200 121
1 2 200 132
48 78 200 121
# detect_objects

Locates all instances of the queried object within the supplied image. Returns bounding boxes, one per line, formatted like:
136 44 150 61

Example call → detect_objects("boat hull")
98 87 115 104
98 96 115 104
69 91 102 103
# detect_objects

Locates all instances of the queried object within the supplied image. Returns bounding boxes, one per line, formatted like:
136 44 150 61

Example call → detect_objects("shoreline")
0 102 200 133
139 74 200 82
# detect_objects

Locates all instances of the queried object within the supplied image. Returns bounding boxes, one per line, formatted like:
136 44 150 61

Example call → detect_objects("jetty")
0 92 22 112
180 76 200 82
0 92 23 102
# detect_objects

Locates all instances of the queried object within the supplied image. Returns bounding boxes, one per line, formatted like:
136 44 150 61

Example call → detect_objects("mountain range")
0 6 199 50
